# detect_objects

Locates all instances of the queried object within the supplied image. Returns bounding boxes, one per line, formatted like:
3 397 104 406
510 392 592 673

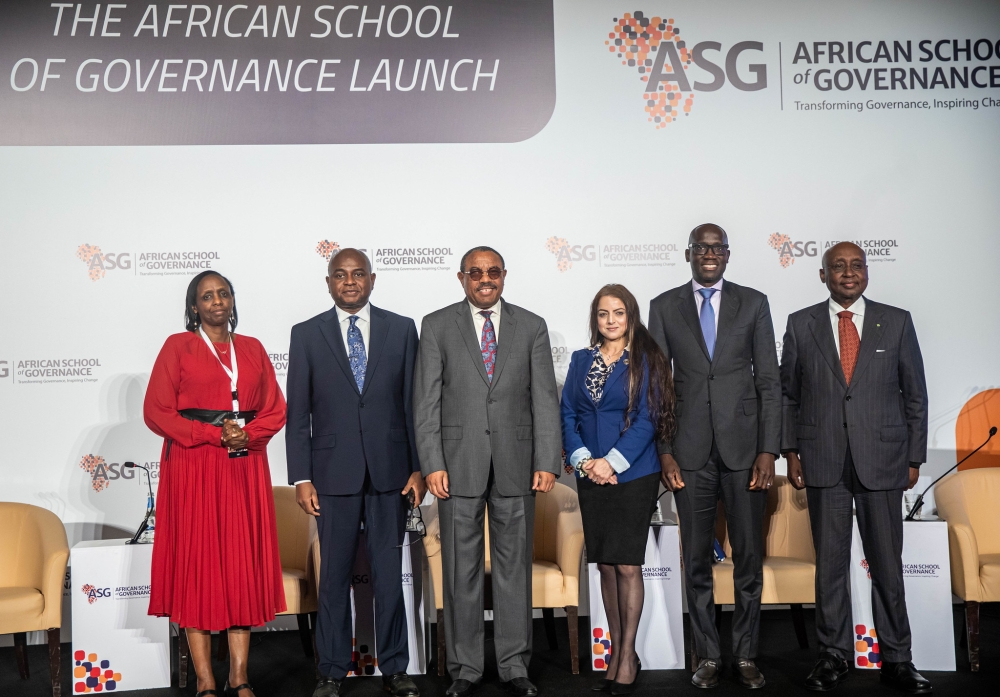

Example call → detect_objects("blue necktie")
698 288 718 359
480 311 497 382
347 315 367 392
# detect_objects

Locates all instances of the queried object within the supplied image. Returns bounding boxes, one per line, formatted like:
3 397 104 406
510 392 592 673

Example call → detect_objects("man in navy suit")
286 248 426 697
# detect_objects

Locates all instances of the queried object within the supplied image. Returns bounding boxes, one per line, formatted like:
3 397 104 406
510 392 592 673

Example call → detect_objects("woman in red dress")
144 271 286 697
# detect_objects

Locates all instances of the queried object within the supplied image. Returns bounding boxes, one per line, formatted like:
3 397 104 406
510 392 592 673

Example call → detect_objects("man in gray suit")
648 223 781 689
780 242 932 694
414 246 561 697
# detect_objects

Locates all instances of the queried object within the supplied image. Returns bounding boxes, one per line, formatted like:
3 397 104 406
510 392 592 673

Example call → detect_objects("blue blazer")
285 305 419 495
560 348 660 484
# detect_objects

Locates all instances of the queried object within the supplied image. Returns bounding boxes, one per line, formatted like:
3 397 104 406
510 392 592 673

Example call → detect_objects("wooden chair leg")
437 609 447 677
714 604 722 634
178 627 191 688
296 614 314 659
48 628 62 697
542 608 558 651
690 648 700 673
14 632 29 679
966 601 980 672
216 629 229 662
565 606 580 675
791 603 809 649
310 612 319 668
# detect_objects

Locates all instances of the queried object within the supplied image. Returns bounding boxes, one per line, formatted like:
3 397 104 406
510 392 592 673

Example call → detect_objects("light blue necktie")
698 288 718 359
347 315 367 392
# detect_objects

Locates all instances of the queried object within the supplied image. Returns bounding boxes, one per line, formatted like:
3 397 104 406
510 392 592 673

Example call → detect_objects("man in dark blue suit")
286 248 425 697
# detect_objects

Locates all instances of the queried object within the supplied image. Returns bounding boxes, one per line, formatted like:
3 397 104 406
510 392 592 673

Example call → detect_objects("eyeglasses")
827 261 866 273
689 243 730 256
463 266 503 281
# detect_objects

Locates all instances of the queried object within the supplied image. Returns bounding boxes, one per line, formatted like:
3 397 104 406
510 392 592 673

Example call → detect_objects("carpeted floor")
2 605 996 697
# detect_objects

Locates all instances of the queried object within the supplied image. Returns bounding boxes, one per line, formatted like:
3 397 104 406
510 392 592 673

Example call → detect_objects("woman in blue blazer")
561 284 676 695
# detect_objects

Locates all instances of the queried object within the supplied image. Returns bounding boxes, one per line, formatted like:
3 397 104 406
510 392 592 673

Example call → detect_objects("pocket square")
876 349 886 352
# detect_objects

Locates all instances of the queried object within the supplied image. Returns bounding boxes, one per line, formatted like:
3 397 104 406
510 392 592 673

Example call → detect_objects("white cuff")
293 480 311 485
605 448 631 474
568 447 592 467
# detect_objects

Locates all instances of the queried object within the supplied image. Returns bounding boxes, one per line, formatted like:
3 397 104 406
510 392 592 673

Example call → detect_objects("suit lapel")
710 283 741 366
808 304 848 389
847 300 884 391
360 306 389 396
489 300 516 389
600 352 629 405
319 308 360 394
456 303 492 386
678 284 711 361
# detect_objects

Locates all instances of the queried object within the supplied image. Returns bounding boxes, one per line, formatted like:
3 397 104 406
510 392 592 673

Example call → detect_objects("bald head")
326 248 375 312
688 223 729 246
328 248 371 274
820 241 868 308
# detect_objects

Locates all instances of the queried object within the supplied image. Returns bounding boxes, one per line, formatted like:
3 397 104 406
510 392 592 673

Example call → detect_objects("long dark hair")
184 271 238 333
588 284 676 441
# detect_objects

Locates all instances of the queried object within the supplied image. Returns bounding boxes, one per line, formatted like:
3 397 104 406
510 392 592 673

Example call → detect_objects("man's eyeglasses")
689 243 730 256
827 262 866 273
462 267 503 281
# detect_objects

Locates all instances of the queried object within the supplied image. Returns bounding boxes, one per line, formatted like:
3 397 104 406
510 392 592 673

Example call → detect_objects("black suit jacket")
285 304 420 495
648 280 781 470
779 298 928 490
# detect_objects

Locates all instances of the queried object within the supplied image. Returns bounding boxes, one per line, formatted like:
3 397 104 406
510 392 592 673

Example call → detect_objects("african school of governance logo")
316 240 341 260
768 233 819 268
768 233 899 268
74 649 122 693
546 237 596 272
77 243 220 279
79 454 148 493
592 627 613 669
854 624 882 668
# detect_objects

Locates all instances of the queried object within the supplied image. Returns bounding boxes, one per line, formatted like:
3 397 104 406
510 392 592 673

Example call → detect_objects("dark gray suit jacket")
779 298 928 490
413 299 561 497
648 280 782 470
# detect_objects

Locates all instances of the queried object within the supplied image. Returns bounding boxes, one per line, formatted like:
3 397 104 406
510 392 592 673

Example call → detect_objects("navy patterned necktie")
480 311 497 382
347 315 367 392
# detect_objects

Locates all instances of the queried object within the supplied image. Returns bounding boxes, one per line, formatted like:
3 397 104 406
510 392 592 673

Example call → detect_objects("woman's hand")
582 458 618 485
222 419 249 450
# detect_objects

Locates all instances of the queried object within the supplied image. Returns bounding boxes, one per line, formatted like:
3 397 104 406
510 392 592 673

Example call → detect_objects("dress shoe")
382 673 419 697
446 679 479 697
734 659 765 689
692 658 721 688
311 677 343 697
880 661 933 694
502 677 539 697
610 656 641 695
805 653 849 691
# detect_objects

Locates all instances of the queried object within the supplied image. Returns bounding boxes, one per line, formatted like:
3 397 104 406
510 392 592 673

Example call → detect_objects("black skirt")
577 471 661 566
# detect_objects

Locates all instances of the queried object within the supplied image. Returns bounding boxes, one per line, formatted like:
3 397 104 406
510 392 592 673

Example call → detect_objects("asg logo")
351 574 370 585
545 237 596 272
78 454 136 493
316 241 369 261
768 233 818 268
76 244 131 281
606 11 766 129
81 584 111 605
0 360 7 379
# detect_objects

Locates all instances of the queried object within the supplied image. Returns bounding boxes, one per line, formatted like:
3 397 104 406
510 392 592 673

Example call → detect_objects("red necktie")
837 311 860 384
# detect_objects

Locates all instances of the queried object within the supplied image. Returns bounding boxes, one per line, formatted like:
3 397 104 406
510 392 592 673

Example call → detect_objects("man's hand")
785 452 805 490
532 471 556 493
402 471 427 506
295 482 321 517
907 465 920 490
582 458 618 486
659 454 685 491
748 453 776 491
425 471 450 499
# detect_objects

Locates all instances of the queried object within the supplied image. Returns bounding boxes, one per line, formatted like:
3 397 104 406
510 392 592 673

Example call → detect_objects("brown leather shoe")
734 659 765 689
692 658 721 688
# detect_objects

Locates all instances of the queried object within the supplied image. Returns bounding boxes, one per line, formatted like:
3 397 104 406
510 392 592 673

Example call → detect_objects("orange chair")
955 389 1000 471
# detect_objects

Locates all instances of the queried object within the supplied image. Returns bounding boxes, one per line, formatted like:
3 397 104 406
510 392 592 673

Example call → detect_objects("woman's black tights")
598 563 644 684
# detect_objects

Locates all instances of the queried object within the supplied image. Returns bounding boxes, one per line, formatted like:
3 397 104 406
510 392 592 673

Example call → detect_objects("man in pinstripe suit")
780 242 932 694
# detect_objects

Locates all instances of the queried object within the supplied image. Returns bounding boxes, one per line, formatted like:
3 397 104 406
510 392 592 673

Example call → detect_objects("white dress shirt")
294 303 371 485
692 278 724 332
828 296 865 354
470 300 501 346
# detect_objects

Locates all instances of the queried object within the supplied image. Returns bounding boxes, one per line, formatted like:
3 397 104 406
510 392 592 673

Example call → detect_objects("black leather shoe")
446 679 479 697
383 673 419 697
502 677 539 697
805 653 849 691
734 659 765 689
880 661 932 694
590 679 613 692
692 658 721 688
312 677 343 697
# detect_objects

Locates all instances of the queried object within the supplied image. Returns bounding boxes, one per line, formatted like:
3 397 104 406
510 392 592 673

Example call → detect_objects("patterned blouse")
585 345 628 404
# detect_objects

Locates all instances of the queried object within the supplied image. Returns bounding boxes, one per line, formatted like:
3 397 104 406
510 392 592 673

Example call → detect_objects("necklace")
213 334 232 355
601 345 625 365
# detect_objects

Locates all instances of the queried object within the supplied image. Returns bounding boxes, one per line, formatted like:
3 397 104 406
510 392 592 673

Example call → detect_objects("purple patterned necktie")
480 311 497 382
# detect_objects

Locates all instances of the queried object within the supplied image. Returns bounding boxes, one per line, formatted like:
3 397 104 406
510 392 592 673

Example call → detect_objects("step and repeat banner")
1 0 999 554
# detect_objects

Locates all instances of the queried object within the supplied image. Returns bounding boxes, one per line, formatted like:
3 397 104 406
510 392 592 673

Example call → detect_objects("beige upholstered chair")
424 482 586 674
708 476 816 661
934 468 1000 671
0 502 70 697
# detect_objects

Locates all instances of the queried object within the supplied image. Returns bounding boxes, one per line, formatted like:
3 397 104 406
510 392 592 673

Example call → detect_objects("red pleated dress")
144 331 287 630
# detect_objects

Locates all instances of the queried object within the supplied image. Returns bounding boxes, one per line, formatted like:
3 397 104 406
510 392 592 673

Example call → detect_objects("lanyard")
199 329 239 412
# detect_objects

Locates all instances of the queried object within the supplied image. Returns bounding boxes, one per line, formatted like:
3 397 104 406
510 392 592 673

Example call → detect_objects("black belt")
179 409 257 426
